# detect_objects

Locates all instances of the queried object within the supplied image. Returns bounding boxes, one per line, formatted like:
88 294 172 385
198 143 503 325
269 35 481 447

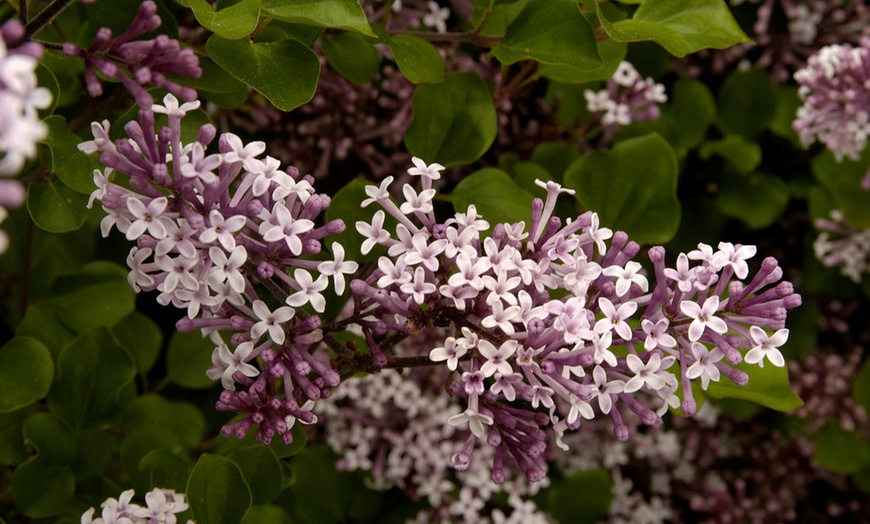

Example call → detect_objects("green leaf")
717 69 776 139
121 395 206 447
112 312 163 375
121 425 188 491
140 449 193 494
699 135 762 174
227 444 284 505
15 303 77 358
321 32 380 85
813 423 870 474
706 360 803 411
167 330 218 389
188 454 252 524
35 63 60 117
669 78 716 150
387 34 445 84
71 429 116 479
41 115 101 194
26 179 90 233
11 414 76 518
22 413 76 465
491 0 601 70
546 469 611 523
531 142 580 180
564 133 680 244
537 38 626 84
242 506 293 524
10 460 75 518
811 148 870 228
451 168 535 227
48 261 137 334
597 0 750 57
186 0 260 39
769 84 802 145
715 171 789 229
47 327 137 430
0 407 36 466
207 36 320 112
405 72 497 166
854 361 870 414
261 0 375 37
0 337 54 413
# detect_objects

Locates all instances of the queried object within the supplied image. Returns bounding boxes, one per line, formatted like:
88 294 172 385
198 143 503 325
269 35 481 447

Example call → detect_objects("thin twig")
23 0 75 40
19 0 27 25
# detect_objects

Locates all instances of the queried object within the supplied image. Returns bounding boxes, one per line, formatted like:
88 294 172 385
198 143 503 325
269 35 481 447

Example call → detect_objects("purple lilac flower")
814 210 870 282
81 487 193 524
793 38 870 189
62 1 201 106
585 61 667 138
81 93 355 445
351 161 800 482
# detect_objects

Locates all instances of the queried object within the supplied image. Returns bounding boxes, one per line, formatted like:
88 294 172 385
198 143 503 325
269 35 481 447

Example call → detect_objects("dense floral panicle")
793 39 870 177
585 61 667 137
814 210 870 282
351 163 799 482
0 20 51 176
81 93 353 445
63 1 201 105
317 366 550 523
0 20 51 255
81 487 193 524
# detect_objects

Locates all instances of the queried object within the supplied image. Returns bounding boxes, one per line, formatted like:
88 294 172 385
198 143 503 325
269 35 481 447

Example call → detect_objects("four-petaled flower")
745 326 788 368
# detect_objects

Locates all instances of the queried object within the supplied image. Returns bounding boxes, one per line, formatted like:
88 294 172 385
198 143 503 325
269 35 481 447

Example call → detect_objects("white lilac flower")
584 61 667 137
745 326 788 367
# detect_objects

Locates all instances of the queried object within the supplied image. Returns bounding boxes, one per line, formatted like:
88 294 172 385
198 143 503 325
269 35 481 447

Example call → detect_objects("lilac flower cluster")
0 20 51 254
814 210 870 282
80 93 356 445
350 160 801 482
62 1 201 106
584 61 667 137
0 20 51 174
793 38 870 176
751 0 870 81
317 366 549 523
81 487 192 524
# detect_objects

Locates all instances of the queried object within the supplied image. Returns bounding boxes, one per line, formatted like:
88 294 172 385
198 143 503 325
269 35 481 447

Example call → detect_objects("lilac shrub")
80 94 356 445
350 159 801 482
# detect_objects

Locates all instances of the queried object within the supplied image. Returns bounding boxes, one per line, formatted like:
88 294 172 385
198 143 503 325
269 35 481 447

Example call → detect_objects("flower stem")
23 0 76 40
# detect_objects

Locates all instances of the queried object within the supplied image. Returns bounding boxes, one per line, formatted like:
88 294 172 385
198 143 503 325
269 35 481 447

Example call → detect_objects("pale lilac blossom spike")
82 94 352 445
793 39 870 175
585 61 667 137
